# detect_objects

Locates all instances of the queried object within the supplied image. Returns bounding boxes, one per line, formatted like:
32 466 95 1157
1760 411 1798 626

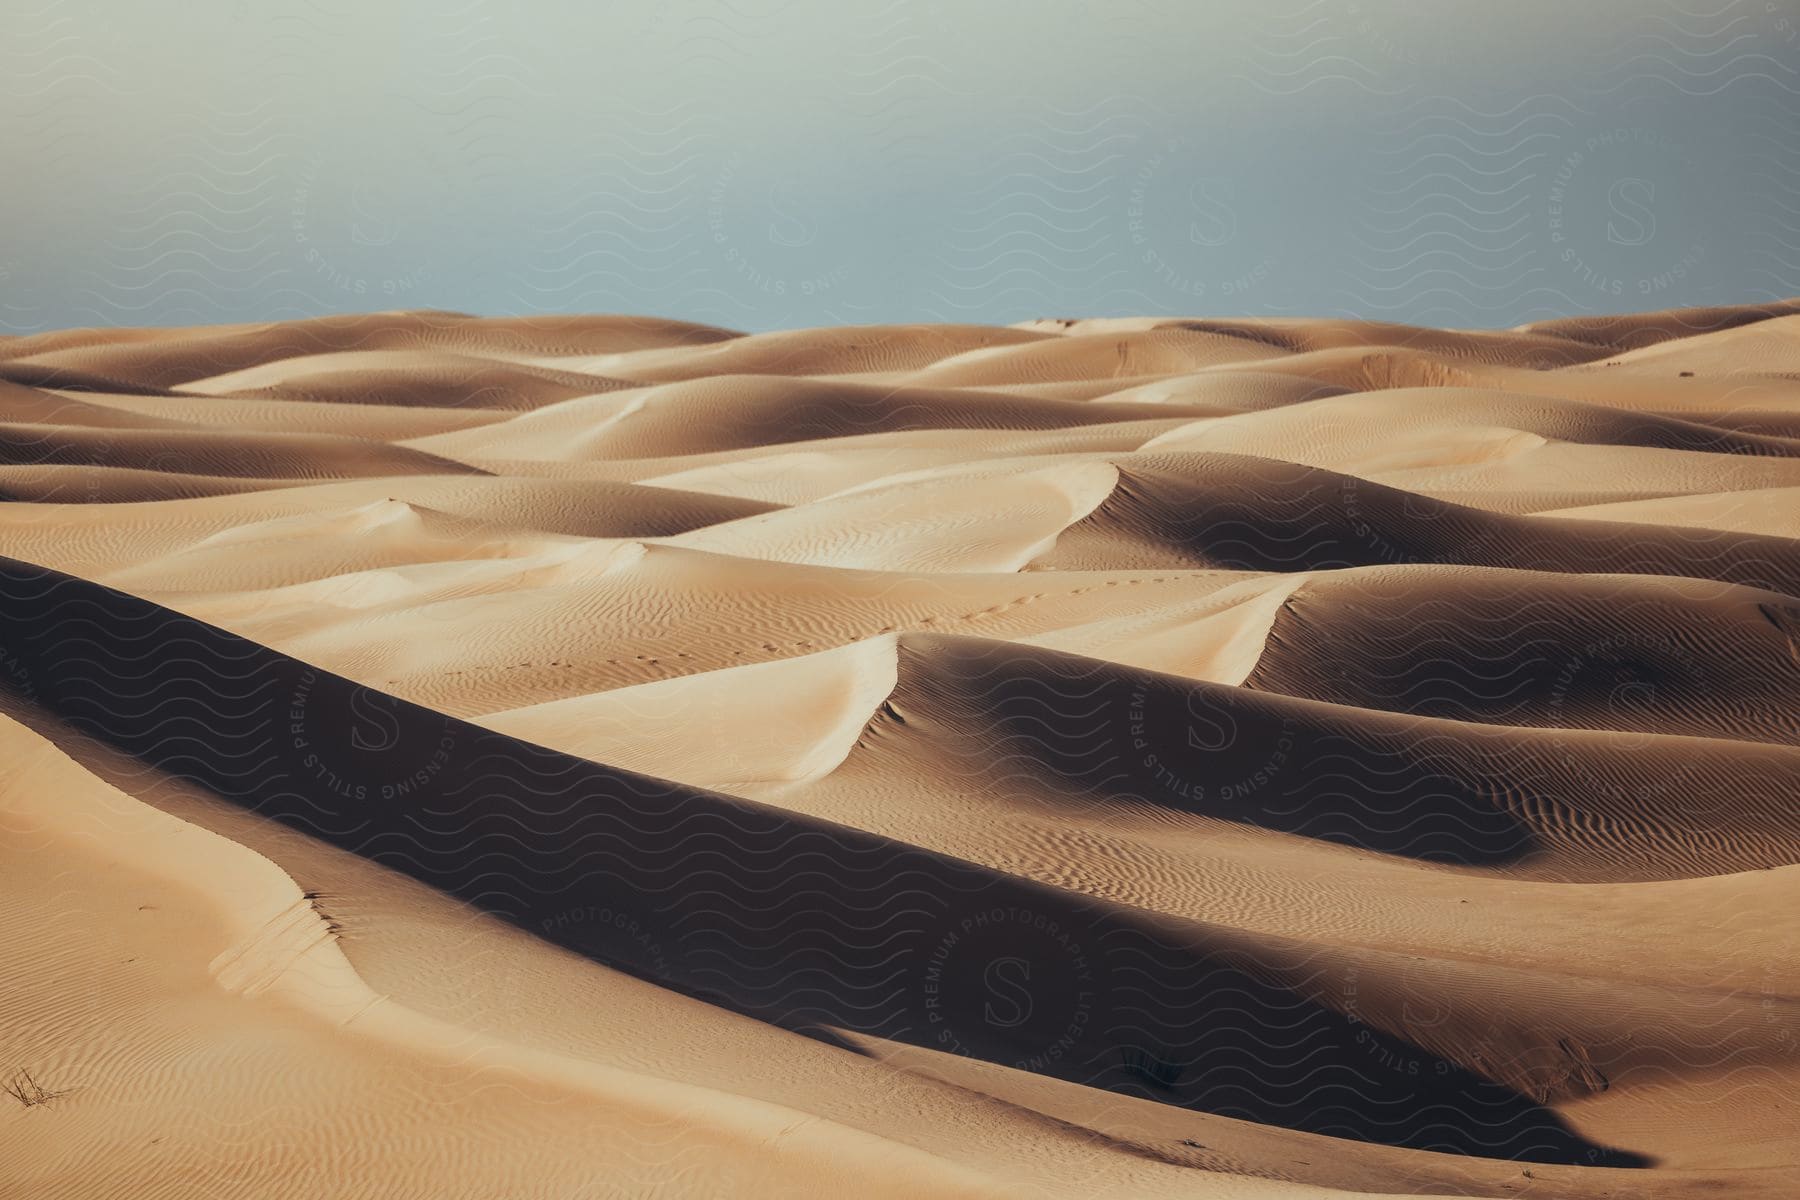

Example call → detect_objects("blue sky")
3 0 1796 332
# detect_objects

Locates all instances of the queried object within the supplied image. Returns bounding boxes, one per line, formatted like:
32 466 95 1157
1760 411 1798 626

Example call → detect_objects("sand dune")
0 421 481 481
175 543 1255 714
176 348 641 412
0 311 739 392
0 476 773 580
2 303 1798 1199
1541 487 1800 538
48 388 514 440
409 374 1212 462
1141 388 1800 511
0 379 190 429
1238 566 1800 745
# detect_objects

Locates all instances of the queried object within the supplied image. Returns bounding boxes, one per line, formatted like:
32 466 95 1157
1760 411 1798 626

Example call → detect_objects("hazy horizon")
4 0 1796 333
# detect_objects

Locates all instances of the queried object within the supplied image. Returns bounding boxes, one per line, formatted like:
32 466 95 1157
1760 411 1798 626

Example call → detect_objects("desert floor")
1 303 1798 1198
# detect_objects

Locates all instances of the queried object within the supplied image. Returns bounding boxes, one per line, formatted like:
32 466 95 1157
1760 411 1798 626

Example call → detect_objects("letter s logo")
983 957 1034 1028
350 184 397 247
765 181 817 248
349 689 402 752
1185 697 1238 752
1606 178 1656 246
1187 182 1237 247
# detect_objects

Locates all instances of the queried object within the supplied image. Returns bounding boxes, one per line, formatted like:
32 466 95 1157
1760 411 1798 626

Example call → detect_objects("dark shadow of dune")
1038 452 1800 595
1242 569 1800 746
0 423 482 480
882 635 1539 867
0 360 177 395
871 634 1800 882
0 557 1647 1167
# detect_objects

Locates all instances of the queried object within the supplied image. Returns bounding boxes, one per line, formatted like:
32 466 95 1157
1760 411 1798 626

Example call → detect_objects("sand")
0 303 1796 1199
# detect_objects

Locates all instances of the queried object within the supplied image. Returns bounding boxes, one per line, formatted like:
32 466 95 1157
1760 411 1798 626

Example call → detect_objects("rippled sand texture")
2 303 1799 1199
